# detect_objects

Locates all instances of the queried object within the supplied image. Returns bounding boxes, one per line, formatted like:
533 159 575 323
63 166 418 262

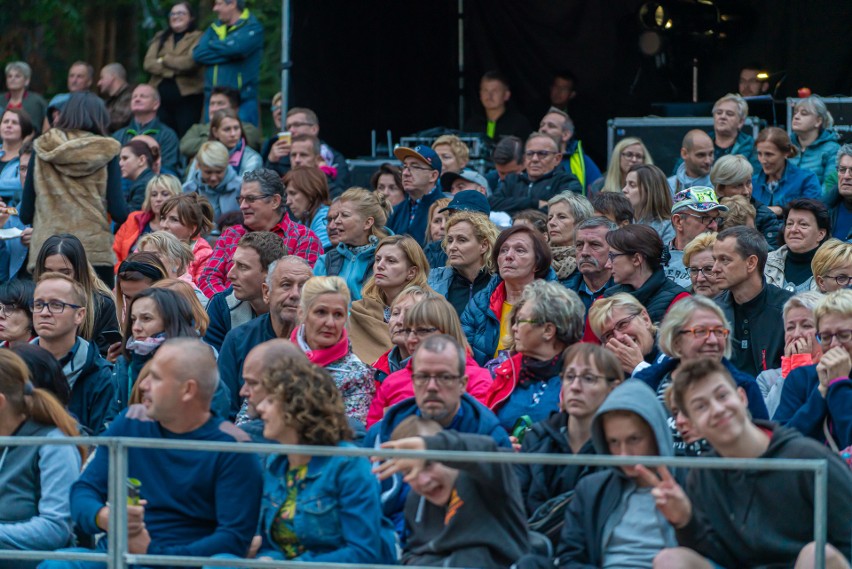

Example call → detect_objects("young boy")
647 358 852 569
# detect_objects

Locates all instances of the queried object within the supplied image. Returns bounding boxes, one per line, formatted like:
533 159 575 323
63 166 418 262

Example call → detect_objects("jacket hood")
378 392 498 443
32 337 102 389
192 163 239 194
673 161 710 187
33 129 120 176
793 128 840 148
591 379 673 458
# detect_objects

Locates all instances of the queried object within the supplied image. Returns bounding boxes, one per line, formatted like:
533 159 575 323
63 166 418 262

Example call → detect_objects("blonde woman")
137 230 207 308
812 238 852 293
113 174 182 270
591 136 653 194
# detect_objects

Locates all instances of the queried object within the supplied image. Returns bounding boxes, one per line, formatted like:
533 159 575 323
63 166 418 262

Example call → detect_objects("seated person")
0 278 35 348
0 350 83 568
113 173 181 270
774 289 852 449
179 86 262 159
463 71 532 140
182 141 242 220
213 357 396 566
118 141 156 211
371 285 434 385
719 195 755 229
30 273 114 435
710 93 759 169
516 343 624 519
38 339 263 568
158 192 215 283
377 418 531 568
422 197 451 269
588 293 661 377
764 198 830 293
589 191 633 228
432 134 469 175
752 127 821 215
515 380 679 569
652 358 852 569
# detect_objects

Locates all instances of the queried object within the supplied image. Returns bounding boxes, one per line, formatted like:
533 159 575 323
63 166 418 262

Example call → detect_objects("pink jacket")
189 238 213 285
365 353 493 428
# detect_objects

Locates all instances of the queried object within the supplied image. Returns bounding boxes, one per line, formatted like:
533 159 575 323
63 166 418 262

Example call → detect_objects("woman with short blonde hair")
812 238 852 293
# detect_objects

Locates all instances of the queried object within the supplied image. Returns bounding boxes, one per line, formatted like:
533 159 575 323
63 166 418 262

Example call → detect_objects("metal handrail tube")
0 550 107 562
127 554 440 568
0 436 831 568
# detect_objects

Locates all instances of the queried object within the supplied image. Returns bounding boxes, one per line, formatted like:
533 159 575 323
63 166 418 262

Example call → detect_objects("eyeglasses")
170 10 189 17
524 150 558 159
515 319 543 326
688 266 716 278
621 151 645 161
600 312 639 343
816 329 852 345
838 166 852 176
822 274 852 287
561 372 610 387
678 327 730 339
401 163 432 173
607 252 630 262
30 300 82 315
236 194 273 205
411 373 461 387
271 105 281 112
684 212 721 227
285 121 316 129
0 303 22 317
402 327 439 337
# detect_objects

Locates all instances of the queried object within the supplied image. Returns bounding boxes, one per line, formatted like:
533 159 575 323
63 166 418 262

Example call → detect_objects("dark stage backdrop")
289 0 852 166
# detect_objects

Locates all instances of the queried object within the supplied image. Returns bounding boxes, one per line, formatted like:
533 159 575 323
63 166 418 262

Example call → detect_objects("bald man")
668 129 715 194
43 338 262 567
112 84 180 175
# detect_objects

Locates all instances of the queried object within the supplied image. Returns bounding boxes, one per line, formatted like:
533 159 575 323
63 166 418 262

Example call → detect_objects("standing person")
0 350 84 569
651 358 852 569
33 234 120 357
463 70 532 140
113 174 182 270
38 339 263 569
591 137 653 195
622 164 675 243
20 92 127 287
193 0 263 126
790 95 840 186
111 85 180 176
314 187 392 302
1 62 47 133
283 167 331 250
143 1 204 138
753 127 822 215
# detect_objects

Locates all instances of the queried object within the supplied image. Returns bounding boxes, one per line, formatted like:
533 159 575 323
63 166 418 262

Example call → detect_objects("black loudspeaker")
346 157 396 189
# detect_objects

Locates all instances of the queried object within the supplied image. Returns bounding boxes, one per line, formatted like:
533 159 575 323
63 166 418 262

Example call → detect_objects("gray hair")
5 61 31 81
266 255 313 288
658 296 732 359
102 62 127 81
521 280 586 346
243 168 286 203
547 191 594 224
794 95 834 130
837 144 852 167
782 291 823 322
710 154 754 186
576 216 617 233
546 106 575 133
713 93 748 121
414 334 465 376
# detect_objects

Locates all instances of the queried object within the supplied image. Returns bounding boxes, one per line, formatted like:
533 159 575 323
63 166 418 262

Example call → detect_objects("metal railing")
0 435 832 568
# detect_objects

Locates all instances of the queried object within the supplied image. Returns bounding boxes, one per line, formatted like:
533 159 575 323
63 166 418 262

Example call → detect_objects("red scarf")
291 324 350 367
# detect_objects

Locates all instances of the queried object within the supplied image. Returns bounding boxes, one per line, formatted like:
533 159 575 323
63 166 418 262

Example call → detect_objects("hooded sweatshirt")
182 163 242 220
549 380 678 569
667 162 711 195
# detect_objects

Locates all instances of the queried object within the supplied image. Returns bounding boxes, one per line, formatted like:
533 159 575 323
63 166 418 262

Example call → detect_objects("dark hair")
122 140 155 169
0 278 35 334
157 1 197 51
283 167 330 222
553 69 578 86
606 224 666 271
512 209 548 235
716 225 769 273
370 163 403 191
210 86 240 109
492 135 525 166
481 70 510 89
590 191 634 225
672 357 736 419
291 133 321 155
237 231 287 272
217 209 244 231
756 126 798 158
159 193 215 239
54 92 110 136
11 344 71 405
2 107 34 140
493 224 553 279
122 288 197 359
779 198 831 248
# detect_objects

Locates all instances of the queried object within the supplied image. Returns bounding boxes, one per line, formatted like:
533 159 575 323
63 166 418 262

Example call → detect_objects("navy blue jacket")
387 186 444 246
634 356 769 420
752 160 822 208
218 314 276 420
773 364 852 448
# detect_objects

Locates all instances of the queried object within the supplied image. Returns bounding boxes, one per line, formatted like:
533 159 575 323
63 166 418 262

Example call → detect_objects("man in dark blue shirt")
387 145 444 246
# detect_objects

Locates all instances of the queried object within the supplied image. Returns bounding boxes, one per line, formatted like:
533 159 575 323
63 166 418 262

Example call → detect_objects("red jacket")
365 353 494 428
113 210 154 271
483 352 525 411
188 238 213 284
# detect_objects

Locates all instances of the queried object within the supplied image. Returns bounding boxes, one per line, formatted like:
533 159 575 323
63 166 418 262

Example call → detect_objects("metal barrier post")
114 439 129 569
106 440 120 569
814 461 828 569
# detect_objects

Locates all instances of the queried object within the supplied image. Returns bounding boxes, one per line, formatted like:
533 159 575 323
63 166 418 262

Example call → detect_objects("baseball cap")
439 190 491 215
393 145 443 175
671 186 729 215
440 168 489 193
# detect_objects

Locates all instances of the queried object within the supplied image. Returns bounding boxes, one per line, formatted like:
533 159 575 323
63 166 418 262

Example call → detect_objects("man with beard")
563 217 616 314
217 255 312 420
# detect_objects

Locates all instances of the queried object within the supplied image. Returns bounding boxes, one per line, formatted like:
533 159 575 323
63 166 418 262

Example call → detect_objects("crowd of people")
1 2 852 568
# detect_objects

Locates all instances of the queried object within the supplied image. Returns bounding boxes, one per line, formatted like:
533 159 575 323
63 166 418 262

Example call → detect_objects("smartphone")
277 131 292 145
101 330 123 347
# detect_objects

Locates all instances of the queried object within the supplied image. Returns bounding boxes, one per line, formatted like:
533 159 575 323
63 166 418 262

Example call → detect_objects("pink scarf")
291 324 350 367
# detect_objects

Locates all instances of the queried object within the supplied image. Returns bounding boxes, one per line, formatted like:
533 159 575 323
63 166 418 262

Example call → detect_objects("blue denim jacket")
258 442 398 564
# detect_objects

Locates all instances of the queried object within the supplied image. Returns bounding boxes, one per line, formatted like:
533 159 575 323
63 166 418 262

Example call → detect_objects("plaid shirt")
197 214 322 298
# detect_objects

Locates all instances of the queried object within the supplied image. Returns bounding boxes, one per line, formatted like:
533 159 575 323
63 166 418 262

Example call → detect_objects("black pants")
157 79 203 139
